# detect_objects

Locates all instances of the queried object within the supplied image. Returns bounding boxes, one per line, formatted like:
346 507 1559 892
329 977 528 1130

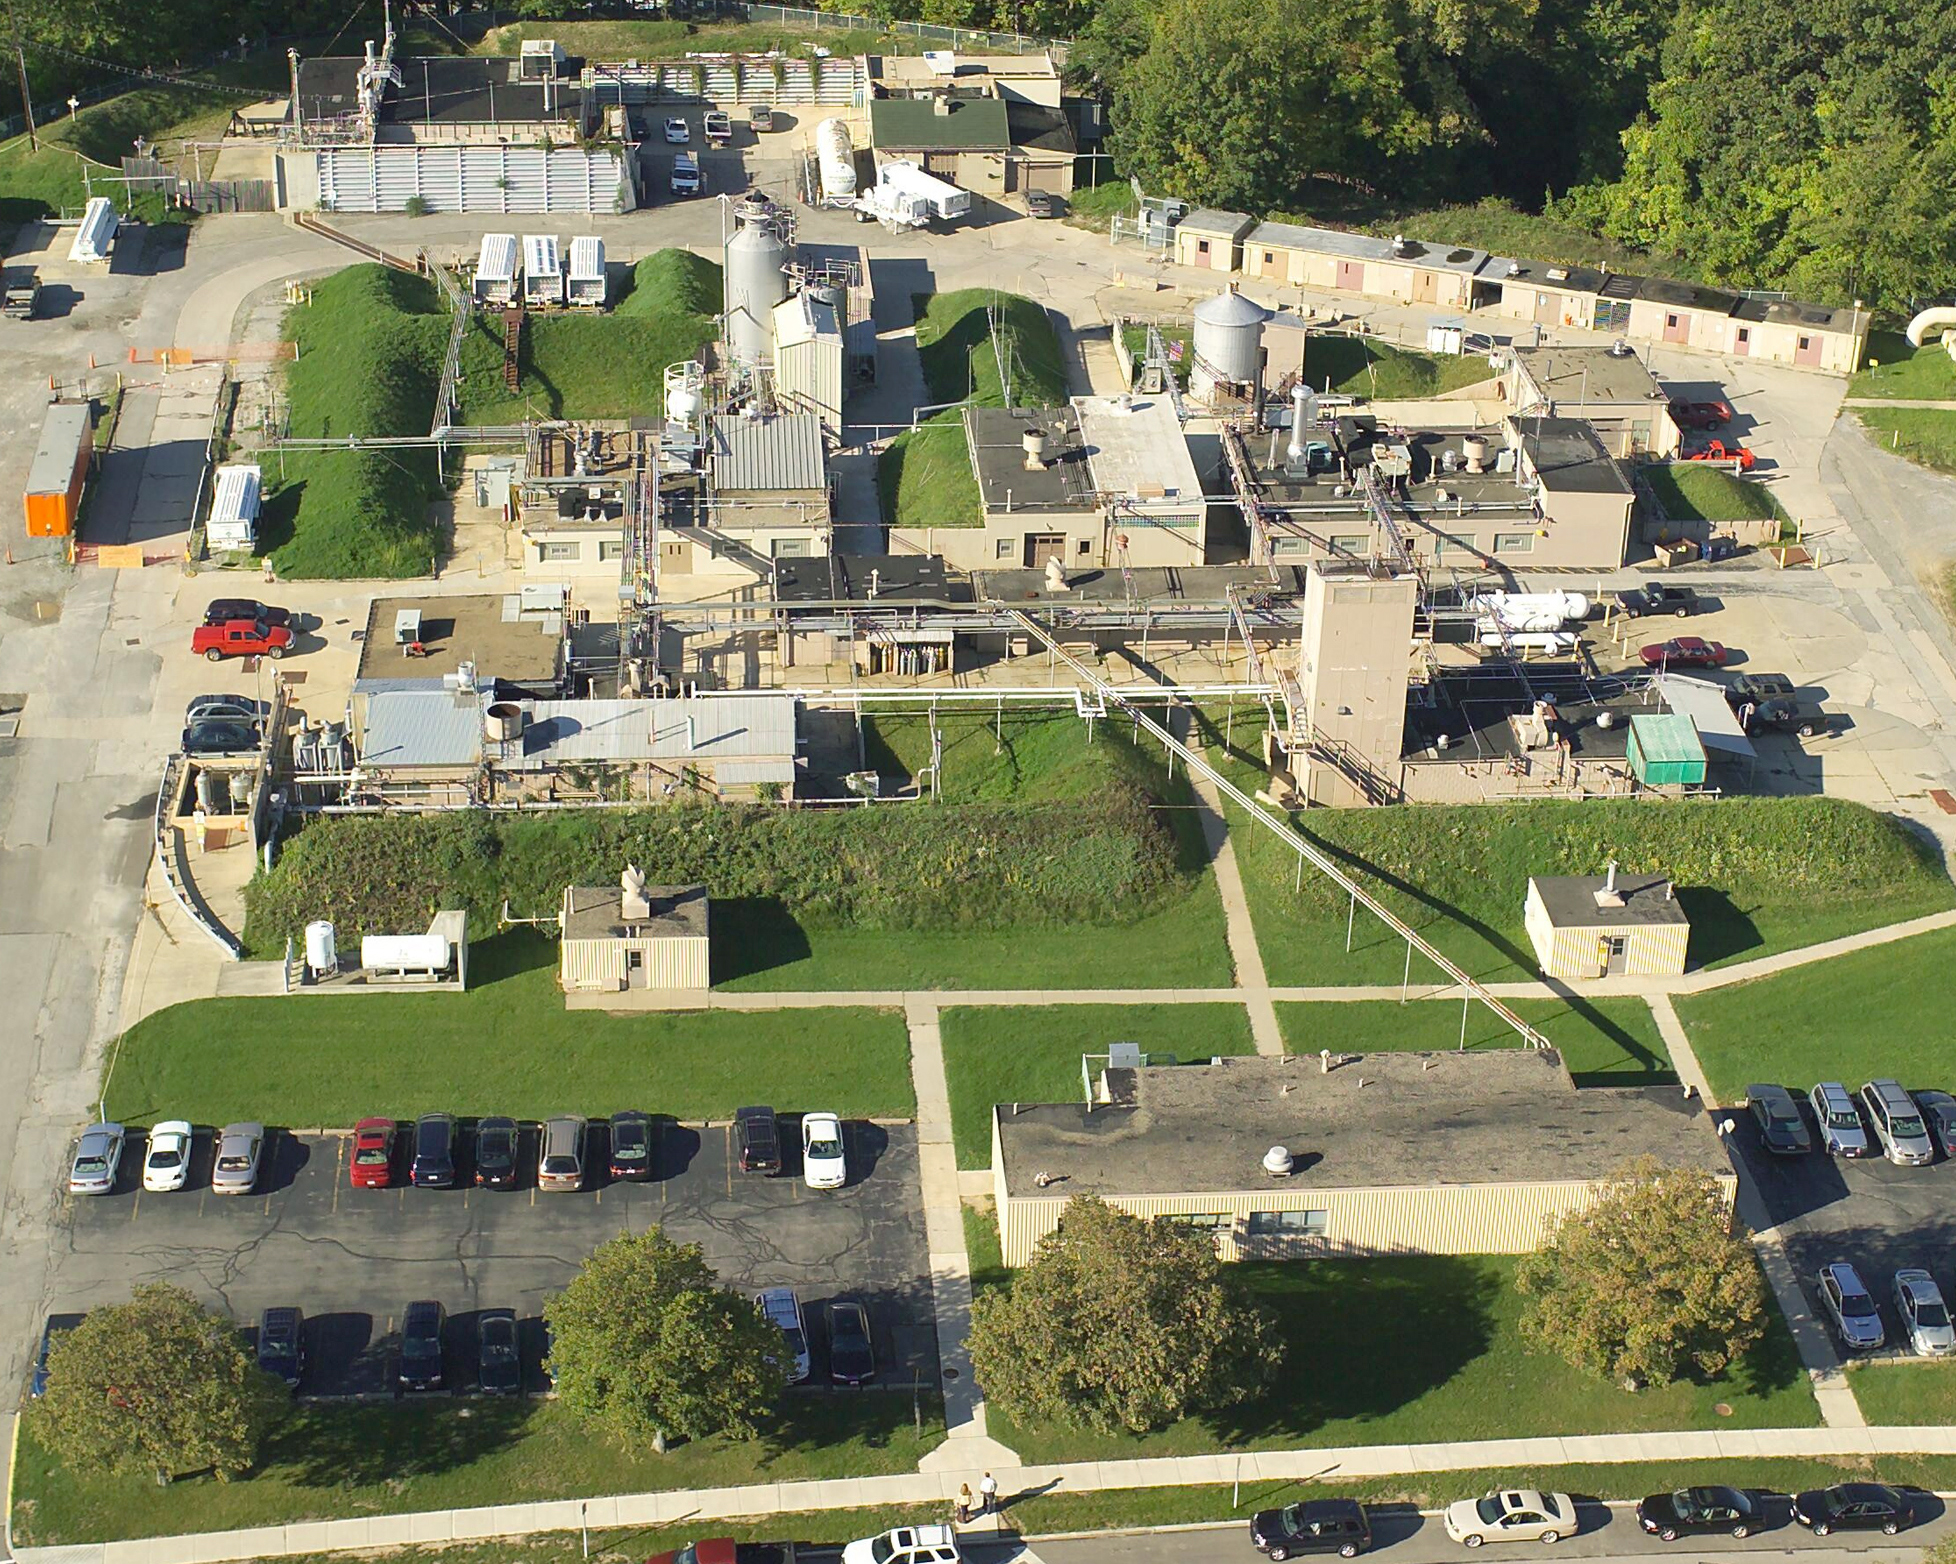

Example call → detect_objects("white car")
663 116 690 144
142 1120 194 1193
801 1111 846 1190
1809 1082 1870 1157
1444 1490 1576 1548
1894 1269 1955 1356
842 1525 960 1564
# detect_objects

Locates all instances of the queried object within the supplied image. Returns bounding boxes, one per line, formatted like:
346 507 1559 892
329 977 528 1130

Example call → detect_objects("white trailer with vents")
68 197 118 265
567 235 606 308
521 234 564 305
474 233 519 305
206 464 262 551
854 159 971 229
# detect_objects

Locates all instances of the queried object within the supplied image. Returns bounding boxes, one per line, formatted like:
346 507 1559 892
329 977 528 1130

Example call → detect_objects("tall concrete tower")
1295 562 1418 807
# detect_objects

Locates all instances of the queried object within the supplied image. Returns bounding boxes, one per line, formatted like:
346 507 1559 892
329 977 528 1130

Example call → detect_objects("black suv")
203 598 293 630
475 1115 519 1189
1636 1485 1758 1541
737 1106 781 1174
411 1113 458 1188
609 1110 653 1182
825 1299 876 1386
398 1300 446 1392
1725 673 1827 737
257 1306 306 1390
1250 1498 1372 1558
1745 1083 1813 1155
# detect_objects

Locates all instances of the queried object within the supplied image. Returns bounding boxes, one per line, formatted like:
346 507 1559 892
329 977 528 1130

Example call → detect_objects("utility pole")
13 38 35 152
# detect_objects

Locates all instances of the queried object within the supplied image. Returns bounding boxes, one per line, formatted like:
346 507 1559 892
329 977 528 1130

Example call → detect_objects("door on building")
1336 259 1364 292
626 949 646 989
1534 290 1560 326
1603 935 1629 976
1023 533 1067 568
1733 326 1752 357
923 153 956 178
1663 311 1690 344
1412 269 1438 304
1796 332 1823 367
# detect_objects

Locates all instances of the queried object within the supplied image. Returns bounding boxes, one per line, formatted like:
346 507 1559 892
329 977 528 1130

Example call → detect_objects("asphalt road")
46 1118 935 1396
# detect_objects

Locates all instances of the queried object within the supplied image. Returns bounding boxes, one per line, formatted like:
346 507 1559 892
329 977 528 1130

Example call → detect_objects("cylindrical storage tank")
485 700 527 743
816 118 856 204
305 920 338 975
361 933 452 973
1191 284 1270 402
724 201 791 369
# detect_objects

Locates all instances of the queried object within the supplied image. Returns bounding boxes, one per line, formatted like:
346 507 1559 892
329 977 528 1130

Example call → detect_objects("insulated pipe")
1905 306 1956 348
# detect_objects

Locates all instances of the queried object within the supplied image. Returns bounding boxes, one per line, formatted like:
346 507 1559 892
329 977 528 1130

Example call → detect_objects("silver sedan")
211 1122 265 1195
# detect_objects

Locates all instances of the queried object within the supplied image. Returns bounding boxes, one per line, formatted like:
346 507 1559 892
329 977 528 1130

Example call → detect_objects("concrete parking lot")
1730 1114 1956 1352
46 1117 934 1398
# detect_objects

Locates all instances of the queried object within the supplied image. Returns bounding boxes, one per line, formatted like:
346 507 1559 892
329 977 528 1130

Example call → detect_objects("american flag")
1167 339 1185 362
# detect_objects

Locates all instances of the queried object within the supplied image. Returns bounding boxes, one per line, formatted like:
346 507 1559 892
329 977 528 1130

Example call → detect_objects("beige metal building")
1174 210 1257 273
559 876 709 993
1525 869 1691 980
773 291 845 438
1510 415 1636 565
1503 345 1680 459
1243 223 1491 309
1292 562 1418 807
663 413 831 586
992 1050 1732 1266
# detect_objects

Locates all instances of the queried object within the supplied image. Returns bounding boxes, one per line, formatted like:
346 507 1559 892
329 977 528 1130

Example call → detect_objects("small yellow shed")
558 871 709 993
1524 867 1690 981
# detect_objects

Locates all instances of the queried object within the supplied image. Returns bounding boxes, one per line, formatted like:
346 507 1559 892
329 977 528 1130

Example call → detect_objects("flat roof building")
559 876 709 994
1526 870 1690 980
1174 210 1257 273
1505 345 1680 458
993 1050 1731 1265
1244 223 1492 310
355 591 568 694
668 413 831 587
867 92 1074 198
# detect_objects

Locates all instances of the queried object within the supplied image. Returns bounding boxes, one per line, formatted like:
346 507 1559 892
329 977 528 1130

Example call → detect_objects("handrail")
151 756 243 960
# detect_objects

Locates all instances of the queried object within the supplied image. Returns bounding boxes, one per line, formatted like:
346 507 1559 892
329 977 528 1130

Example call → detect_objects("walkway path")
1840 397 1956 409
1185 742 1282 1056
26 1424 1956 1564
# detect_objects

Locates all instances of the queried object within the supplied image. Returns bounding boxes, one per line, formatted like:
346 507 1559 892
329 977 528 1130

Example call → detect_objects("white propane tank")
360 933 451 974
304 920 338 976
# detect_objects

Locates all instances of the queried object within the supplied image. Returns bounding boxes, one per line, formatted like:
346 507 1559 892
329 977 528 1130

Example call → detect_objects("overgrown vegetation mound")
912 289 1069 409
266 264 449 579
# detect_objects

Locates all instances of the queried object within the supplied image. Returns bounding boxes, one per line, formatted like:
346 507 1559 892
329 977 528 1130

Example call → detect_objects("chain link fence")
740 2 1064 55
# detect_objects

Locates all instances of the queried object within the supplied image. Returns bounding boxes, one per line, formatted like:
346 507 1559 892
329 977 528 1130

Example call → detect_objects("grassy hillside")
877 416 982 528
912 288 1069 408
1301 334 1497 399
1644 463 1788 524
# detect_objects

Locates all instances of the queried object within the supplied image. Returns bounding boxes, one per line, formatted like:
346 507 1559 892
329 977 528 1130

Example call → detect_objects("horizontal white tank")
1476 629 1579 653
361 933 451 972
1465 590 1589 632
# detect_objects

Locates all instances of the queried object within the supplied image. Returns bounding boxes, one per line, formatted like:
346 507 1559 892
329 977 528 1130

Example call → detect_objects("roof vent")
1391 234 1410 256
1592 858 1626 910
1547 266 1570 282
1263 1145 1294 1177
1022 427 1048 470
1608 338 1634 357
621 863 652 921
1506 260 1521 277
932 93 952 116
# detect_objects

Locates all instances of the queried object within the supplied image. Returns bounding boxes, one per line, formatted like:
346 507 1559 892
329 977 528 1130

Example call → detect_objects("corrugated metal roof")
26 403 90 495
568 235 604 282
773 291 841 349
1628 712 1705 765
360 692 799 769
478 233 518 283
360 690 484 768
522 234 560 277
210 464 262 527
709 413 827 493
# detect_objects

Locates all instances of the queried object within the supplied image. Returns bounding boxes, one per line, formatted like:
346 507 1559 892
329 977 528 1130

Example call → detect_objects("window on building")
1493 532 1535 554
1077 537 1092 556
1331 535 1369 554
538 541 581 562
598 539 625 561
1736 328 1751 345
1666 313 1680 329
1161 1212 1231 1231
772 537 811 558
1798 335 1811 351
1263 250 1275 266
1246 1209 1328 1237
1196 239 1211 256
996 537 1013 560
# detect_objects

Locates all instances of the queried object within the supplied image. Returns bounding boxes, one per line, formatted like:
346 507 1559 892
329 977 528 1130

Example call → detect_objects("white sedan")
1444 1490 1575 1548
142 1120 194 1193
842 1525 959 1564
663 116 690 144
802 1112 846 1190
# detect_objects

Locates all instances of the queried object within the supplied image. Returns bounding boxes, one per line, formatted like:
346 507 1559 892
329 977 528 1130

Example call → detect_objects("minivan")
411 1112 458 1188
539 1116 588 1191
670 151 701 197
1859 1079 1934 1165
1251 1498 1372 1559
756 1286 811 1382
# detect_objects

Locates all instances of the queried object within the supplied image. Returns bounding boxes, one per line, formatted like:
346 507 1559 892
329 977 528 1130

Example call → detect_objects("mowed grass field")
986 1256 1817 1463
1846 1360 1956 1426
1644 463 1789 524
1674 924 1956 1104
105 934 911 1127
13 1393 942 1545
939 1004 1257 1167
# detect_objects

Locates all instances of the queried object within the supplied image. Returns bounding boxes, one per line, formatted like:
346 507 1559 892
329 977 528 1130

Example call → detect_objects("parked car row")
1745 1078 1956 1164
1816 1260 1954 1356
69 1108 854 1198
1246 1481 1918 1557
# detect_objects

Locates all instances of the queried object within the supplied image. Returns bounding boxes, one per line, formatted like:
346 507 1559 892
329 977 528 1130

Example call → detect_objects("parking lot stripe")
331 1141 343 1214
130 1190 141 1221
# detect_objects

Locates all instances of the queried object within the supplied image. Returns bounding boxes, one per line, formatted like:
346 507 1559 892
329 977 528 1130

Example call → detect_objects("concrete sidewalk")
20 1424 1956 1564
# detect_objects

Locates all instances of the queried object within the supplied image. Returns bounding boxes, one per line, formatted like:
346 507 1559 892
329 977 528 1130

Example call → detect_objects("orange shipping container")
24 401 93 538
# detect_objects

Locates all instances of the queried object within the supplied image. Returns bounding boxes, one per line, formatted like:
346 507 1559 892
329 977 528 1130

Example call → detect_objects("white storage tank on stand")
304 920 338 978
815 118 857 207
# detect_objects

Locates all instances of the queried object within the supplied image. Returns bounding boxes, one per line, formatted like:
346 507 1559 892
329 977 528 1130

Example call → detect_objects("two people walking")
955 1472 1000 1525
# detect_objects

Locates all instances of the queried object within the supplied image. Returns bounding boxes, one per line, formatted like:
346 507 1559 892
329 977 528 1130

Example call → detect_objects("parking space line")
331 1141 343 1215
130 1190 140 1221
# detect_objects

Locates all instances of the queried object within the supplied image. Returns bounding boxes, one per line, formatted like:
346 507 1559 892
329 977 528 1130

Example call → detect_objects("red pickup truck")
193 618 292 662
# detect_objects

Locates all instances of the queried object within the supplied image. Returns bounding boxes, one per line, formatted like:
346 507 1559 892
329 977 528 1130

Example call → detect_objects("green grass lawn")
965 1203 1006 1294
1856 406 1956 476
1846 1360 1956 1425
1120 324 1193 387
105 932 912 1127
912 289 1069 408
1848 329 1956 399
987 1256 1817 1462
861 710 1167 800
878 416 982 528
1277 996 1671 1087
12 1392 943 1545
1064 179 1138 233
1300 335 1500 400
1643 463 1789 525
1674 925 1956 1105
940 1004 1256 1167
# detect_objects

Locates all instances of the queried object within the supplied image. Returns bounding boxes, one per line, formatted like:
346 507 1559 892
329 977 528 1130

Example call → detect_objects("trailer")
207 463 262 551
566 235 606 308
473 233 519 305
24 401 93 538
521 234 564 306
815 118 857 207
853 159 970 229
67 197 118 266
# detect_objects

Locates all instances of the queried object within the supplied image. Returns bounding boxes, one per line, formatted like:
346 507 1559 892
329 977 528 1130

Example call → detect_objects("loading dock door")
1021 160 1065 195
1023 533 1066 568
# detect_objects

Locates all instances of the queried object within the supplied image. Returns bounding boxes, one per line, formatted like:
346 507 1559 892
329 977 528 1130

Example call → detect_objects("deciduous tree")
31 1283 285 1483
1515 1158 1767 1387
968 1195 1282 1434
545 1228 785 1448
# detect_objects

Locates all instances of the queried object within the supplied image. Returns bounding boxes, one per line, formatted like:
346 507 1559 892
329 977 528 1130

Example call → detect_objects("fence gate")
121 157 274 213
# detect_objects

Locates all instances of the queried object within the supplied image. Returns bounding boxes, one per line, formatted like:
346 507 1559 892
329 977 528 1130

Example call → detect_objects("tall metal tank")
1190 283 1271 403
723 196 790 369
815 118 857 205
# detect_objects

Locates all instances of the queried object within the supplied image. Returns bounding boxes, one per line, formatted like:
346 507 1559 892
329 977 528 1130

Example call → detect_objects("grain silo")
723 195 791 369
1190 283 1270 403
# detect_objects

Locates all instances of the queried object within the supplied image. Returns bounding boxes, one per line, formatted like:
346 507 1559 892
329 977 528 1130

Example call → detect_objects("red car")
1640 636 1729 669
349 1117 397 1188
1680 439 1755 471
1669 399 1733 430
192 618 292 662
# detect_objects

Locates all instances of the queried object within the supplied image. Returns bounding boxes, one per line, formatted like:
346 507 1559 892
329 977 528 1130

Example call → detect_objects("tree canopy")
1514 1160 1769 1387
30 1283 286 1483
968 1195 1282 1434
544 1228 786 1447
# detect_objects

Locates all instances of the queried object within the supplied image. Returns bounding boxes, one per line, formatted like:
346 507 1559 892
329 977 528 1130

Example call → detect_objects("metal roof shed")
521 234 563 305
474 233 518 304
207 463 262 550
1627 713 1705 786
567 236 605 308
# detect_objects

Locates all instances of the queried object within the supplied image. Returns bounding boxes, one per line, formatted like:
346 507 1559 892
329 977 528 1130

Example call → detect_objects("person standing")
979 1472 999 1516
956 1484 974 1525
